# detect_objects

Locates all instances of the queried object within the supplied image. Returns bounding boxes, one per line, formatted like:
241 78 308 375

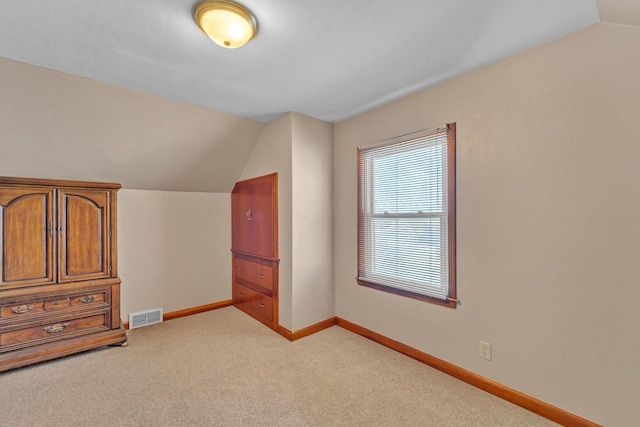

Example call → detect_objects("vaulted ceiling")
0 1 637 192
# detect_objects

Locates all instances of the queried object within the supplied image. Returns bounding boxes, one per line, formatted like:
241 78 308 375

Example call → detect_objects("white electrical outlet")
479 341 492 360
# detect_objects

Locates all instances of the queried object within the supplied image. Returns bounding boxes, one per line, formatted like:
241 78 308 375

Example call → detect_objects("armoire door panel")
58 190 110 282
0 187 55 287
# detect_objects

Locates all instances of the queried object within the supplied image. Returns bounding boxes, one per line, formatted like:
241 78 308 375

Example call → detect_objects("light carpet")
0 307 558 426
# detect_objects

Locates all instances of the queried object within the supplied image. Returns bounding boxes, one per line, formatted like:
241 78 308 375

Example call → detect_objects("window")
357 123 456 308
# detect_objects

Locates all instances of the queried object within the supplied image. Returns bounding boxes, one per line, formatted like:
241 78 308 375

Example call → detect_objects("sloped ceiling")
4 1 638 192
0 57 264 192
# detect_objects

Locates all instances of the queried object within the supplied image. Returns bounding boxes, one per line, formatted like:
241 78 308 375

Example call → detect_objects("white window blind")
357 123 456 303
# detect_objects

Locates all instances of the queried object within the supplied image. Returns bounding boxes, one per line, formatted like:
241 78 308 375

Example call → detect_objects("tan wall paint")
0 57 263 192
291 113 335 330
334 23 640 427
597 0 640 26
118 189 231 320
240 114 294 329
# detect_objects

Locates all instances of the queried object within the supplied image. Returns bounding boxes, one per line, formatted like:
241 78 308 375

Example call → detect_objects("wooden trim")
123 300 232 330
163 300 233 321
446 122 457 306
336 317 601 427
276 325 293 340
0 176 121 189
231 249 280 263
110 189 118 278
277 317 337 341
356 278 455 308
272 173 279 260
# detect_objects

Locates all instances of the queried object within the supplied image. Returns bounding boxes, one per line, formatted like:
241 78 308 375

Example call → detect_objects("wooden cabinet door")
231 183 252 253
0 187 55 287
232 174 277 258
58 189 111 282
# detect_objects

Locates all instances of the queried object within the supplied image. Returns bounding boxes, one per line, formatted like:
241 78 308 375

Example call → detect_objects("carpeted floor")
0 307 558 426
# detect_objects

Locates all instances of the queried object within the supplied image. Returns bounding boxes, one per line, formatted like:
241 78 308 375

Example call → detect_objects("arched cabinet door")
0 187 55 287
58 189 112 282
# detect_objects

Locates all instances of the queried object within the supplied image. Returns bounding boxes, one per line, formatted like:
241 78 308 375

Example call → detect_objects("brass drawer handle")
238 292 243 296
237 267 244 272
259 274 265 279
12 305 34 314
44 323 70 333
79 295 95 304
259 303 265 308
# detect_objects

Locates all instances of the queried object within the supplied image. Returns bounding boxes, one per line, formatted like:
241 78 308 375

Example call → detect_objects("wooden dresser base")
0 326 127 372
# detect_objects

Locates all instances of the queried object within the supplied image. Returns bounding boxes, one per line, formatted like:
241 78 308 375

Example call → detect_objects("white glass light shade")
194 1 258 49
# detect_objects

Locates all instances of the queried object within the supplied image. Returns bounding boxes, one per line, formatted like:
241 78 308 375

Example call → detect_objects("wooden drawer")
0 289 108 320
234 258 273 291
234 283 273 323
0 312 109 351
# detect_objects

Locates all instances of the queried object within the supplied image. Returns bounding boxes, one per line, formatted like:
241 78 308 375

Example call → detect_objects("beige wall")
0 57 263 192
118 189 231 320
334 23 640 427
291 113 335 330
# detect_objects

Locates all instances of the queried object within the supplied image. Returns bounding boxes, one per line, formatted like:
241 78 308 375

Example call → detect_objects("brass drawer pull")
259 274 265 279
12 305 34 314
259 303 265 308
79 295 95 303
44 323 70 333
237 267 244 272
238 292 243 296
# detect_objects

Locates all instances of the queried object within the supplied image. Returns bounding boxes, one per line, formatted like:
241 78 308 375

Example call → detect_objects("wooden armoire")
231 173 279 329
0 177 127 372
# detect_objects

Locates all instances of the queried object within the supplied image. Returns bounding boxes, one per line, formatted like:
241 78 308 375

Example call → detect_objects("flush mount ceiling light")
193 0 258 49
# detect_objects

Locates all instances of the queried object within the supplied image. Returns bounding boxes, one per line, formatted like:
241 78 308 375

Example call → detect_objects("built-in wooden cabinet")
0 177 126 372
231 173 279 329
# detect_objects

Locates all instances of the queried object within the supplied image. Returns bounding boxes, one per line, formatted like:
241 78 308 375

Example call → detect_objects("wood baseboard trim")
123 300 233 330
335 317 601 427
277 317 337 341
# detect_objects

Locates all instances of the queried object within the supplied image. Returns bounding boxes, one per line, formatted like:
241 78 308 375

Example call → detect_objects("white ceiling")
0 0 601 123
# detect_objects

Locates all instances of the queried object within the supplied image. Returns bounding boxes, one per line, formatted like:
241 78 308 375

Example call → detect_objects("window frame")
357 122 457 308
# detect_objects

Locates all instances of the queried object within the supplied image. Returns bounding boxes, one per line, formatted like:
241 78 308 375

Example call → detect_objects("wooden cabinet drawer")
234 283 273 323
0 312 109 350
234 258 273 291
0 289 109 320
69 291 107 308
